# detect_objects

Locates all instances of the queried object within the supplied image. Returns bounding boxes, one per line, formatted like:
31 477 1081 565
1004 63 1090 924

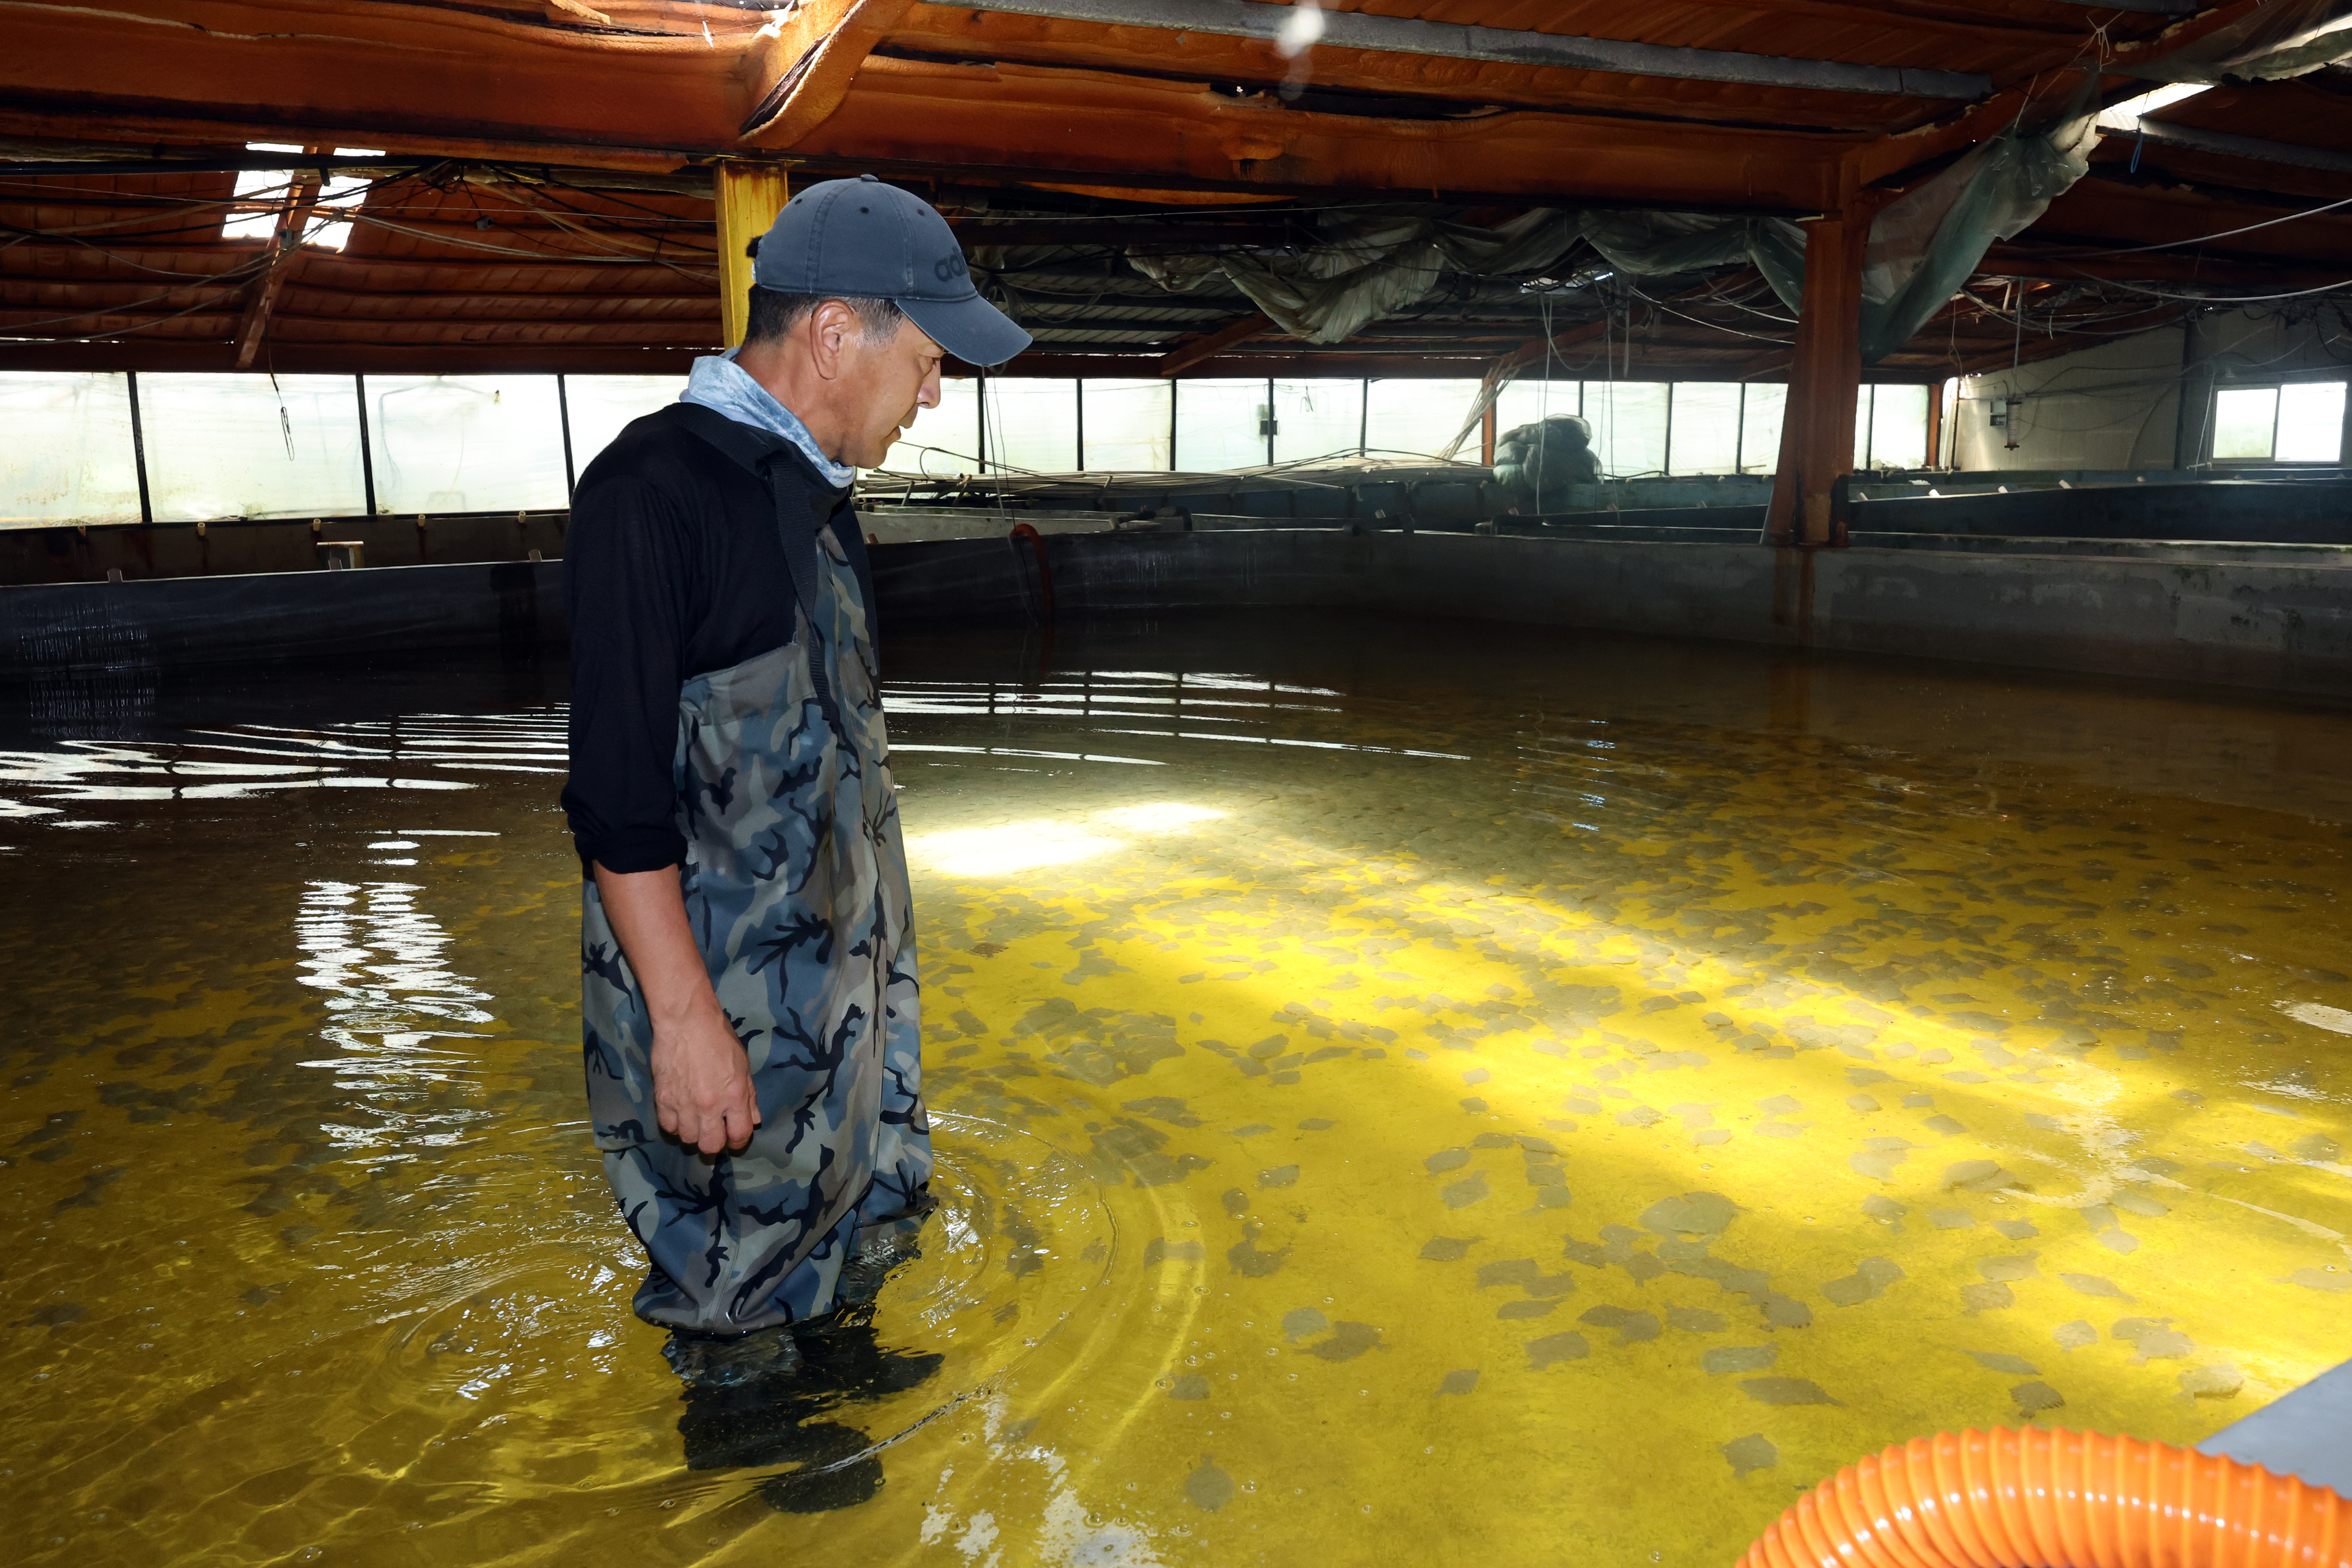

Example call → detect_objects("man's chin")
858 432 907 470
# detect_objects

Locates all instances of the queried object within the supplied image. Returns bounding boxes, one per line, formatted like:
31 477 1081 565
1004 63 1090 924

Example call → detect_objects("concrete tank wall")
873 530 2352 697
5 531 2348 700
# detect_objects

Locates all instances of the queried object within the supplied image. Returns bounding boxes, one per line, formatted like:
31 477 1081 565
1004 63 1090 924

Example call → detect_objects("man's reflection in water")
664 1226 941 1512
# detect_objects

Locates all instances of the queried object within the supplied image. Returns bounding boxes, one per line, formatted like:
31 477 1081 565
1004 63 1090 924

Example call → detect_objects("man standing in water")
562 178 1030 1352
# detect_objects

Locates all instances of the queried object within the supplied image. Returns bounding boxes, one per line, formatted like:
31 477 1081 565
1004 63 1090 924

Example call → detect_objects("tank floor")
3 613 2347 1566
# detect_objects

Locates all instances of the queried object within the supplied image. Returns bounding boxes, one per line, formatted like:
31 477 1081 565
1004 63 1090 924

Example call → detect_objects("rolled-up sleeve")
562 474 691 876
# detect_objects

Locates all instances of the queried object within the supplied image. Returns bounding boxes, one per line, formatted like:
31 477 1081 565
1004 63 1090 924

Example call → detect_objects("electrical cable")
2041 193 2352 259
2049 269 2352 303
0 278 256 342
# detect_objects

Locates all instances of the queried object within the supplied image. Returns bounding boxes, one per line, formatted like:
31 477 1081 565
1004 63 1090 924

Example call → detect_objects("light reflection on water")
296 880 499 1161
0 710 567 821
3 616 2351 1567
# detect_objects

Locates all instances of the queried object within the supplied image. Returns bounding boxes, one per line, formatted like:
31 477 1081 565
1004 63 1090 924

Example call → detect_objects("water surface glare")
4 616 2350 1566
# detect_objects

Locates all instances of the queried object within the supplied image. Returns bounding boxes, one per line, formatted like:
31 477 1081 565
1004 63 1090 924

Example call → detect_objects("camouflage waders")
580 491 930 1334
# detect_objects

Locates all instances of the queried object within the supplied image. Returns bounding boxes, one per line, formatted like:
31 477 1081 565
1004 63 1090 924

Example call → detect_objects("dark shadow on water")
663 1231 943 1515
0 646 569 746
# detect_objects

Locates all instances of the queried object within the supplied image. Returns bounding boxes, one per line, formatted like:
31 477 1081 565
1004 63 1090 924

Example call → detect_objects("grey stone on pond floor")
1168 1374 1210 1399
1526 1332 1589 1368
1442 1174 1490 1208
1967 1350 2039 1375
1703 1345 1778 1375
1476 1258 1538 1289
1739 1377 1838 1406
1722 1434 1779 1476
1185 1459 1234 1512
1437 1369 1480 1396
2013 1380 2064 1417
1282 1308 1329 1340
1822 1257 1903 1306
1301 1322 1385 1362
1578 1305 1661 1343
1419 1237 1475 1262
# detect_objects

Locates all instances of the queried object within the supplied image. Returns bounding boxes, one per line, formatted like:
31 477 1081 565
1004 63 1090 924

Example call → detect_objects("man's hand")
593 861 762 1156
649 1001 762 1155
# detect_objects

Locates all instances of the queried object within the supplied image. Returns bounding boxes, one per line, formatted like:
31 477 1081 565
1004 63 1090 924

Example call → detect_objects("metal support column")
1763 211 1865 547
714 163 791 350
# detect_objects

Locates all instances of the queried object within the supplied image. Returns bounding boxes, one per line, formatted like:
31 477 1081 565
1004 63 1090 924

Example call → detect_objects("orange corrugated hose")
1738 1426 2350 1568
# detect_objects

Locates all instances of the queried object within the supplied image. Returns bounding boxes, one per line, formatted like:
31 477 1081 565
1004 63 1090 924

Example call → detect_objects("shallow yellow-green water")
4 614 2349 1567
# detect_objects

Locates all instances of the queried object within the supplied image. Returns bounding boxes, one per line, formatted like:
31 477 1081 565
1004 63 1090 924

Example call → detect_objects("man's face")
837 316 944 470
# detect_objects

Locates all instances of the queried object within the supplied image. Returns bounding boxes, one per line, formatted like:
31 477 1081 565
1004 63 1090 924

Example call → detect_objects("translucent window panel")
1364 379 1482 460
1493 377 1578 439
2210 387 2278 461
140 373 366 521
305 149 385 253
1582 380 1669 477
1667 383 1742 475
1175 378 1268 472
564 375 686 479
1271 379 1364 464
224 142 302 241
897 376 981 476
367 375 568 514
2276 381 2347 463
1740 383 1788 474
1081 379 1174 471
1860 383 1929 470
0 372 142 526
982 377 1077 475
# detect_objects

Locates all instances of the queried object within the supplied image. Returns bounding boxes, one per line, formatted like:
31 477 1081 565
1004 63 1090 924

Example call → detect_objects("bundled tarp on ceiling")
1127 207 1581 345
2112 0 2352 82
1126 91 2100 368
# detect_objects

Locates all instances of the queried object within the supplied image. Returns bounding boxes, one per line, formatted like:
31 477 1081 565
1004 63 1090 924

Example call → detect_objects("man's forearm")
593 862 719 1024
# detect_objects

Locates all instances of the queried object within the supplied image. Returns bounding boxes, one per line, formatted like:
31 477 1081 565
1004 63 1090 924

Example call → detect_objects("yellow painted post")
714 163 791 349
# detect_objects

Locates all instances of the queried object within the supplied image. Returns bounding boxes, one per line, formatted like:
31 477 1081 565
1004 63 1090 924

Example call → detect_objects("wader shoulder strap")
666 401 841 725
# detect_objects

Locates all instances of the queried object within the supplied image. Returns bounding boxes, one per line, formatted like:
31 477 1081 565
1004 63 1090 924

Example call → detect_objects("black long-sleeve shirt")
560 405 863 876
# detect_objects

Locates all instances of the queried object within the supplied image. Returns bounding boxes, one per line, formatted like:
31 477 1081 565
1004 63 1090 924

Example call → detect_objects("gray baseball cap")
751 175 1031 367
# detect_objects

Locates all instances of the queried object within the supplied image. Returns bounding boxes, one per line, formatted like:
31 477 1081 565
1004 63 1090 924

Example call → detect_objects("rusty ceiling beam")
794 57 1850 210
0 340 705 373
952 220 1298 248
738 0 918 146
1157 312 1272 375
0 0 1856 209
964 0 1990 98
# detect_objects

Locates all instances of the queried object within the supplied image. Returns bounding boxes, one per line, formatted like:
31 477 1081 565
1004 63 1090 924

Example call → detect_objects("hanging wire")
2055 271 2352 304
2042 194 2352 260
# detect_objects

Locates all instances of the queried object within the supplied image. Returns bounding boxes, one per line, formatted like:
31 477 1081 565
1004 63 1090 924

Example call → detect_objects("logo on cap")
933 250 970 284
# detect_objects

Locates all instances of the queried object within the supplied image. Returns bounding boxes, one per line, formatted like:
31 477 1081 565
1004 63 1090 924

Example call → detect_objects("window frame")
2204 376 2350 469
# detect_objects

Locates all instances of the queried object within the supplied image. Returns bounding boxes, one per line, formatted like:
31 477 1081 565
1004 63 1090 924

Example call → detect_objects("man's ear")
806 300 860 382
